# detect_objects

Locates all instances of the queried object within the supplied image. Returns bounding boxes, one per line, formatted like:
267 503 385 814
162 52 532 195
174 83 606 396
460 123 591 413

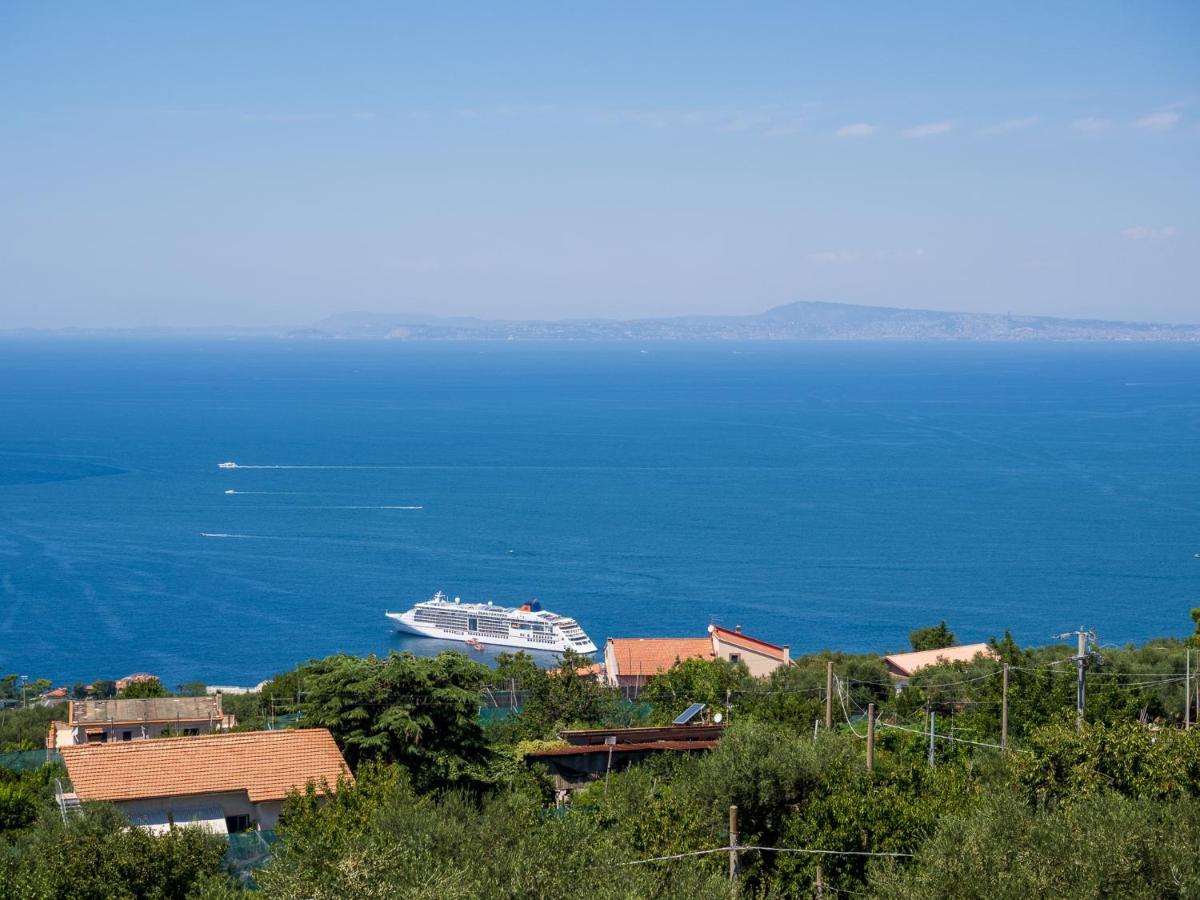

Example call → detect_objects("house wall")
59 718 231 747
711 638 786 679
603 642 619 686
114 791 284 831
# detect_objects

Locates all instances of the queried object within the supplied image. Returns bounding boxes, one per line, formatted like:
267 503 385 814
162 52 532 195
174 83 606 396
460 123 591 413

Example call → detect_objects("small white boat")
387 592 596 654
218 462 238 469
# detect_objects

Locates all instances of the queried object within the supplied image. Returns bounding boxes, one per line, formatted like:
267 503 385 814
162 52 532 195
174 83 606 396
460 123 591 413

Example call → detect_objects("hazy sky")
1 2 1197 328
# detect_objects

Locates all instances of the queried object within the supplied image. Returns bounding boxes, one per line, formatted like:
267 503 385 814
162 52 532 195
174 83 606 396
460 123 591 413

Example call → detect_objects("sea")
1 339 1197 687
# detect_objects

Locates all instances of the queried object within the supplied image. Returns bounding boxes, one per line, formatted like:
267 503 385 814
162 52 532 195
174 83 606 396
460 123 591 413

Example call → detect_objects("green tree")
909 621 956 651
296 651 493 791
256 763 728 899
90 680 117 699
871 794 1200 899
119 678 169 699
639 657 751 724
1 803 231 899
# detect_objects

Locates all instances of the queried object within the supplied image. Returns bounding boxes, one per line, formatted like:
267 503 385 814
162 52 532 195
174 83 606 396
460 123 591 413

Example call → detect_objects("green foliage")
292 651 494 791
908 621 956 651
871 794 1200 899
638 657 751 723
256 762 728 899
496 651 626 740
119 678 169 699
0 803 231 899
176 682 208 697
0 704 65 753
91 680 117 699
0 782 40 834
1014 719 1200 805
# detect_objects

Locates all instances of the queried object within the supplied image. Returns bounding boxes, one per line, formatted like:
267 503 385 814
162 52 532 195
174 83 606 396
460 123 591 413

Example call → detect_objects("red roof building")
603 624 790 688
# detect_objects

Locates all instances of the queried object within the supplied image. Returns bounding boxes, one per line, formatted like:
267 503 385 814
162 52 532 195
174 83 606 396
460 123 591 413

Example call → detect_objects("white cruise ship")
386 592 597 654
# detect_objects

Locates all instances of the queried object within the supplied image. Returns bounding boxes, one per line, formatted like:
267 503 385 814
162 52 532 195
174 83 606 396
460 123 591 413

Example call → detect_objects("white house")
58 728 351 834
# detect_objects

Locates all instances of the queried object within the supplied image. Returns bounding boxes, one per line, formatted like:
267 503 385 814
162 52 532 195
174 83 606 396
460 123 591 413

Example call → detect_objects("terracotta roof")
709 625 788 658
607 638 714 677
61 728 351 804
70 697 223 725
526 740 719 757
884 643 998 678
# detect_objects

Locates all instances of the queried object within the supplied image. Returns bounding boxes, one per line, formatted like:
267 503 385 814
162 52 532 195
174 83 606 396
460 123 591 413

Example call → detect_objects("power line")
618 844 914 866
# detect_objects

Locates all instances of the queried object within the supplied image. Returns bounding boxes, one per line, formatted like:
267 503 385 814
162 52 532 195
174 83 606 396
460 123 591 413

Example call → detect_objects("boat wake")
199 532 289 540
327 505 423 510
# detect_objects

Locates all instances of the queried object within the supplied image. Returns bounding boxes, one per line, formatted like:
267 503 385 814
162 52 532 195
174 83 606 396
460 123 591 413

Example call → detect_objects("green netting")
224 829 278 886
0 749 62 773
478 706 518 723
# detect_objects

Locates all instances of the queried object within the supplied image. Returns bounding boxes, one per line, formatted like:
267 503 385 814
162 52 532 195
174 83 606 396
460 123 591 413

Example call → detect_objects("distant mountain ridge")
305 301 1200 342
7 301 1200 341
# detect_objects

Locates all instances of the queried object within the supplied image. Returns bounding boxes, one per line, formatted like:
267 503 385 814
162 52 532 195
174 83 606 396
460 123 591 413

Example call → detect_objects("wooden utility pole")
824 661 833 730
1001 664 1009 751
815 862 824 898
866 702 875 771
728 805 740 891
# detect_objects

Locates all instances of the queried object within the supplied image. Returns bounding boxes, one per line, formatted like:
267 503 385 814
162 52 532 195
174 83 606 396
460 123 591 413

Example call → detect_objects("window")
86 731 107 744
729 653 741 664
122 731 133 741
224 814 252 833
468 617 478 631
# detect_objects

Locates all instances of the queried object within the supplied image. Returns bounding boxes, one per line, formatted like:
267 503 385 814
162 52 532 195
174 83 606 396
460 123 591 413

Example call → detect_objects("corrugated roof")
607 638 714 677
526 740 720 757
70 697 222 725
883 643 998 677
61 728 351 803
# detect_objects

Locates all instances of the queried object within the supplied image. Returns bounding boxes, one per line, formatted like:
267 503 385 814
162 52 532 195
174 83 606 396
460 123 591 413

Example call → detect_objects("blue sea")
1 340 1197 687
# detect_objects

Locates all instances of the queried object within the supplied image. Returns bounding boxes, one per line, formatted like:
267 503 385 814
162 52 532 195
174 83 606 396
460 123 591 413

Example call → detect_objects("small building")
604 624 791 688
58 728 351 834
883 643 999 682
47 696 236 748
525 724 725 800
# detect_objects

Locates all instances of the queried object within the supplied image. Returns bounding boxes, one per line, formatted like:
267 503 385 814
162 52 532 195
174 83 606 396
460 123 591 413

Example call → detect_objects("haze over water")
1 339 1197 686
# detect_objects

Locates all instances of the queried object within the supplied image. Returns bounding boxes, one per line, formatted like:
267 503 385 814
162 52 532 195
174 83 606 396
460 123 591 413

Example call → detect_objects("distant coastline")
5 300 1200 342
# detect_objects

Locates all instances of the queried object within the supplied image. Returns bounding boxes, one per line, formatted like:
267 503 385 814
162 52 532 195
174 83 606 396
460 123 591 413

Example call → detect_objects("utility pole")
824 661 833 730
1001 664 1009 751
728 805 740 891
866 702 875 771
1186 648 1192 730
1057 628 1091 732
927 709 936 767
815 862 824 899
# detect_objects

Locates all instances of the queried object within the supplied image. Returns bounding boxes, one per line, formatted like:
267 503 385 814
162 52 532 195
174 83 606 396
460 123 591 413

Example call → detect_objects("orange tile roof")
709 625 788 658
61 728 351 804
608 638 714 677
884 643 998 677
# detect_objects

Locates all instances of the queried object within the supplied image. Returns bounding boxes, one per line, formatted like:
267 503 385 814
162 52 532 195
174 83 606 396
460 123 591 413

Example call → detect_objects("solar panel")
673 702 706 725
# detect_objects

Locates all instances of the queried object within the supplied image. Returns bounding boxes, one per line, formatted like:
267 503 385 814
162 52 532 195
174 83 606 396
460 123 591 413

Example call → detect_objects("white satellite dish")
713 712 724 724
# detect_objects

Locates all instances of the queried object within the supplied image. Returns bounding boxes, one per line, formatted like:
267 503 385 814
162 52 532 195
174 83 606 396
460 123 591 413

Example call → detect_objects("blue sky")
1 2 1197 327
